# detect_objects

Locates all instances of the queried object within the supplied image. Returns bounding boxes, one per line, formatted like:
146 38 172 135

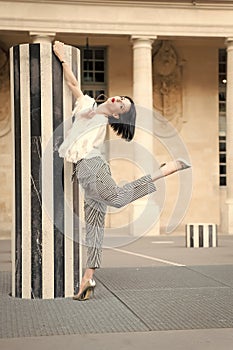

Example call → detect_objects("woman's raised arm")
53 41 83 99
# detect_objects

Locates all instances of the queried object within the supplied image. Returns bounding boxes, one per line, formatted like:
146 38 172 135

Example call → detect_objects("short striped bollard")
186 223 217 248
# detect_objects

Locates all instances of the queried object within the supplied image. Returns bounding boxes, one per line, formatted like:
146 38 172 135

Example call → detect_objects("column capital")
225 37 233 48
131 35 157 48
30 32 56 44
131 35 157 41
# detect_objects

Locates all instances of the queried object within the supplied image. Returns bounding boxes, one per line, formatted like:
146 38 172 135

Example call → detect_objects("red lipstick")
111 98 115 103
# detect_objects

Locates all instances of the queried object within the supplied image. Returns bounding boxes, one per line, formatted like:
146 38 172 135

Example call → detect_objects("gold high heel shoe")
176 158 191 170
73 279 96 301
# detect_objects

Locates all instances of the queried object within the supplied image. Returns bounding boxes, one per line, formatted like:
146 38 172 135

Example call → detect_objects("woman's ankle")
152 159 191 182
152 161 177 181
83 268 95 281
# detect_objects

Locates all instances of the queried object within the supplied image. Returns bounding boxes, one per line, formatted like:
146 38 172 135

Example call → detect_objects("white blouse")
58 94 107 163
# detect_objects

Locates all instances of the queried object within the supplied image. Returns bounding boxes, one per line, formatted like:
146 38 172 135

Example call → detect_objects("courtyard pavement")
1 234 233 349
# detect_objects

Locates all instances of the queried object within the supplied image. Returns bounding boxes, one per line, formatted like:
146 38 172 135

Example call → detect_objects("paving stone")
1 265 233 338
190 265 233 288
0 272 148 338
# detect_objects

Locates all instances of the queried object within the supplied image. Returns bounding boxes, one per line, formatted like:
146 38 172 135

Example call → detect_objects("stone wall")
0 45 12 238
157 39 220 232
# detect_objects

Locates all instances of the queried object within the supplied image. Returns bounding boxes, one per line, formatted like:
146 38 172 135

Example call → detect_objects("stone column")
131 36 156 109
225 38 233 234
131 36 160 236
10 41 80 298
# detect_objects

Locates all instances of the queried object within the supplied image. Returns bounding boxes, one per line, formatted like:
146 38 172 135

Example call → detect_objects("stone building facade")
1 0 233 239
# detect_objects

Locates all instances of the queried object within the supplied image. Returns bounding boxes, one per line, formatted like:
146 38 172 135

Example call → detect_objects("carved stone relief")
0 43 11 137
153 41 184 131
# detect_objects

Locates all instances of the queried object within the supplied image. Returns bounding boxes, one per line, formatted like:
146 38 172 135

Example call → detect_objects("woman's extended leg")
89 158 190 209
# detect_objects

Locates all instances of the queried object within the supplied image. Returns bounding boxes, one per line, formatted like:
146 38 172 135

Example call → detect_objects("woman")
53 41 190 301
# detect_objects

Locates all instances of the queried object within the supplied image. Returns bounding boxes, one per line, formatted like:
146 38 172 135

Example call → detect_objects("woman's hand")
52 40 84 99
53 41 65 62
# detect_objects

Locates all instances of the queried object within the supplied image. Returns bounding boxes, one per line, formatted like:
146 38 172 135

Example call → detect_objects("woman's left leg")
73 196 107 300
84 197 107 269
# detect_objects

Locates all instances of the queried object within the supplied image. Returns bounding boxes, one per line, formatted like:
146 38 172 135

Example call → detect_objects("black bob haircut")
108 96 136 142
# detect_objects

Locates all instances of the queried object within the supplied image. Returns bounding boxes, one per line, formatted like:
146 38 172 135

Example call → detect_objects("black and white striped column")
10 43 81 299
186 223 217 248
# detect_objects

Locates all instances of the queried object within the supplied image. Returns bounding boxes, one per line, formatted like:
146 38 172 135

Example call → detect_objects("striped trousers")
75 157 156 268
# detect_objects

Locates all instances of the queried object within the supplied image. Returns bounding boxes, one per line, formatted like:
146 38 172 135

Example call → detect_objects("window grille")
81 47 107 101
219 49 227 186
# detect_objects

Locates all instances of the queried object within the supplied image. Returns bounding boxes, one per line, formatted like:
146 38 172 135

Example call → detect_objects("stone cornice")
1 0 233 37
1 18 233 38
2 0 233 9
